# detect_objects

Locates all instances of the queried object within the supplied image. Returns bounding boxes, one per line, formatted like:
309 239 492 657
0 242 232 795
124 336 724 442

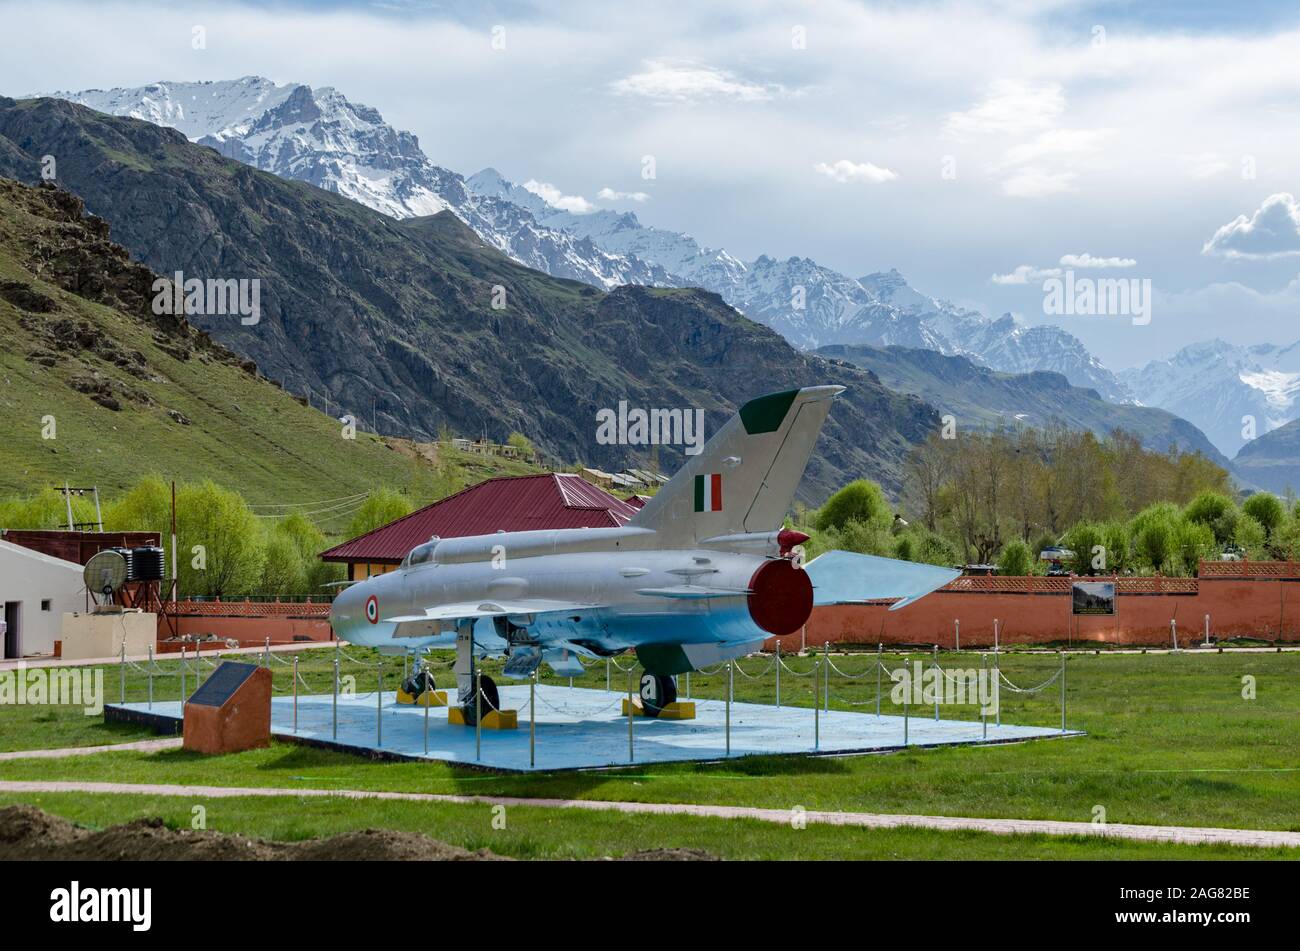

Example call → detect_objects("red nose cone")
777 529 811 555
748 558 814 636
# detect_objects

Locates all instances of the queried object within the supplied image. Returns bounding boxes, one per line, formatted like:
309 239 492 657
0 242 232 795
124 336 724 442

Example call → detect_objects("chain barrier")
997 667 1063 694
777 656 817 677
731 656 776 680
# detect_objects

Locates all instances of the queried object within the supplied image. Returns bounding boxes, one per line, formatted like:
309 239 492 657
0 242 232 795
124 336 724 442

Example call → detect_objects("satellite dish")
84 549 128 604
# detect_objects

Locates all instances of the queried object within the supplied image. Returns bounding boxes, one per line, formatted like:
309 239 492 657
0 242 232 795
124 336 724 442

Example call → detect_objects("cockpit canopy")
400 539 438 568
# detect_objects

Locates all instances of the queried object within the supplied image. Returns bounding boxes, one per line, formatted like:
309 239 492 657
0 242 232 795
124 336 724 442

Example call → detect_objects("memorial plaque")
188 661 257 707
183 661 272 754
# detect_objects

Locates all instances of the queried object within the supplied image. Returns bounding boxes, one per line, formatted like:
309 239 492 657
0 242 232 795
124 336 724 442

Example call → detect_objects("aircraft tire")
403 669 435 698
461 674 500 725
639 673 677 717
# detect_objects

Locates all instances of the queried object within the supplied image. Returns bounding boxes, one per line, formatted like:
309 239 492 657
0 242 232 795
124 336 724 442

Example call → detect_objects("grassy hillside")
0 177 537 514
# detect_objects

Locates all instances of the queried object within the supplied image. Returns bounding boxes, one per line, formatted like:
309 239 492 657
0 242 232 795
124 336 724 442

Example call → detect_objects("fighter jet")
330 386 958 722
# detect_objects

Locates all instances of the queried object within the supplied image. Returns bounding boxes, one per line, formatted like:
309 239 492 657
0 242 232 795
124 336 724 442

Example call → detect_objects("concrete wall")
0 541 85 657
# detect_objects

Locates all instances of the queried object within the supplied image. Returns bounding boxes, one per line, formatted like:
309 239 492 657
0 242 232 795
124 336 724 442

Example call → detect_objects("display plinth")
182 661 271 754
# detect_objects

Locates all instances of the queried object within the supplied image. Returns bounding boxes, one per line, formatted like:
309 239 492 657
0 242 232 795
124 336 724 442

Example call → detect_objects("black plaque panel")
188 661 258 707
1072 581 1116 616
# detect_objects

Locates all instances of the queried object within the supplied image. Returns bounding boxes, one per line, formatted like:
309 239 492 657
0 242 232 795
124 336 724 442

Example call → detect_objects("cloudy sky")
5 0 1300 368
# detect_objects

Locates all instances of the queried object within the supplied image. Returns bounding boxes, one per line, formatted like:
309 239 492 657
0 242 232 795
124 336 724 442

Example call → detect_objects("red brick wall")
770 565 1300 650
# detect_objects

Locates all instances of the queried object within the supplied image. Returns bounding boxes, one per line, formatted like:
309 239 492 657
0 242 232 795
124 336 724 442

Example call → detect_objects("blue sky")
5 0 1300 368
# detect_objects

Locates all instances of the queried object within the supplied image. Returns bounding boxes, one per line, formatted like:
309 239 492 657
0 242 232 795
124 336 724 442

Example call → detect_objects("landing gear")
639 673 678 718
460 674 499 726
401 666 436 699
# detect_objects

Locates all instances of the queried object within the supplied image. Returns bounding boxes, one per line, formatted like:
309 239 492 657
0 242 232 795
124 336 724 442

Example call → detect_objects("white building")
0 540 84 658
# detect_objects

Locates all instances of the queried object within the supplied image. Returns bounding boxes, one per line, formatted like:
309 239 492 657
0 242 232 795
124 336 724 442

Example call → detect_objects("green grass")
2 650 1297 845
1 792 1291 860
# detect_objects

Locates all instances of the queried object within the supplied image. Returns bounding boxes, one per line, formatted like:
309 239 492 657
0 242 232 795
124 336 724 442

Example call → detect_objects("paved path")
0 739 183 761
0 779 1294 849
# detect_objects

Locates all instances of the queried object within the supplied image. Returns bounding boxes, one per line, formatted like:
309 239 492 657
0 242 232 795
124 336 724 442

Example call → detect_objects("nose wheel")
401 667 436 699
639 673 678 718
460 674 500 726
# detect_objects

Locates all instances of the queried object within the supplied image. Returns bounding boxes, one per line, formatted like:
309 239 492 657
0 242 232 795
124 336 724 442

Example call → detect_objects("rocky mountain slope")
1233 415 1300 494
49 78 1131 403
0 96 937 501
819 344 1230 467
0 176 461 503
1120 339 1300 458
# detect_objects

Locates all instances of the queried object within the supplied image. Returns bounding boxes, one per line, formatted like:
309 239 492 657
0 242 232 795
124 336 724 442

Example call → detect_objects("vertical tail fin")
630 385 844 547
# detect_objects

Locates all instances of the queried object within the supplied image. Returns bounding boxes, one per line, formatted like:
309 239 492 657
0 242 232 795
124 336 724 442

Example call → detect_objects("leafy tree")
1184 490 1233 530
1061 522 1103 575
815 480 891 533
176 481 264 597
0 487 100 530
1234 514 1267 559
103 475 172 535
997 539 1033 576
1242 493 1284 538
506 432 534 452
1174 520 1215 575
260 531 306 596
1099 521 1130 574
1134 514 1177 573
347 488 414 539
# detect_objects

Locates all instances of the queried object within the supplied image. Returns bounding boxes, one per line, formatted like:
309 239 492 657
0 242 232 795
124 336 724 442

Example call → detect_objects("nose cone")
329 582 362 638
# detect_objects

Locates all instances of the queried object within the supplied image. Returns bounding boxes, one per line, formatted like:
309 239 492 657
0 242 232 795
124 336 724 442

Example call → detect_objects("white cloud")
991 264 1062 285
944 80 1064 139
1001 168 1076 198
812 159 898 184
1202 193 1300 259
597 187 649 202
522 180 595 214
1002 128 1111 165
610 61 782 103
1059 253 1138 268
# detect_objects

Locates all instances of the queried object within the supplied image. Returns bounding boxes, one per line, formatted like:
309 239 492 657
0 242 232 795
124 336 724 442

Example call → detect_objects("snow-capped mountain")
1120 339 1300 457
50 76 1129 403
52 78 672 289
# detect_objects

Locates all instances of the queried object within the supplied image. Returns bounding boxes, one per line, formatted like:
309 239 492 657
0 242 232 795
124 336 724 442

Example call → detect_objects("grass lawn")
2 648 1297 851
1 791 1292 860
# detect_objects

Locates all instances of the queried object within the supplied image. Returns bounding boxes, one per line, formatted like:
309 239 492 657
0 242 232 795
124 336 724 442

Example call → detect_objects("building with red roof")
320 473 640 580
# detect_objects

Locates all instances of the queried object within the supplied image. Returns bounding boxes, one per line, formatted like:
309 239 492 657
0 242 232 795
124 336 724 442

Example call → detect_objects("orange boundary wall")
770 561 1300 650
160 600 332 649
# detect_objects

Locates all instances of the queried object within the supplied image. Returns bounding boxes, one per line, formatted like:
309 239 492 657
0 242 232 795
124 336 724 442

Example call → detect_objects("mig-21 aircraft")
330 386 958 722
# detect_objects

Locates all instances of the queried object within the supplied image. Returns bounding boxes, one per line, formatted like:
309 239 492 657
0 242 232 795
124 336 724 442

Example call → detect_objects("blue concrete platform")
108 683 1082 772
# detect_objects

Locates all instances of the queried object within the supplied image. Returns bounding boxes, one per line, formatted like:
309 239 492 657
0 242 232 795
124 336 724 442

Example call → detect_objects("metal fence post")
147 644 153 709
933 644 940 722
994 618 999 652
981 653 988 739
1060 650 1066 734
195 646 203 689
903 677 909 747
876 643 882 717
1204 614 1211 647
530 667 536 768
180 646 186 703
823 641 830 712
726 660 733 757
605 657 610 693
627 667 634 763
264 636 270 667
292 655 299 733
813 657 820 751
119 640 126 704
955 619 960 651
475 668 482 762
376 661 383 748
423 670 430 755
332 651 339 740
775 641 781 709
994 651 1001 727
684 670 690 699
1170 618 1178 651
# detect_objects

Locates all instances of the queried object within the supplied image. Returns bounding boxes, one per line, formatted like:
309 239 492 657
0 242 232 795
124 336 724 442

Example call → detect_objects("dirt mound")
614 848 720 861
0 805 505 861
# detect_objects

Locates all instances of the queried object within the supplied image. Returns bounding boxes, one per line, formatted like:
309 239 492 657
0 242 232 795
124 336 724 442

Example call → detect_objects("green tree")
1184 490 1233 531
1134 510 1178 573
260 531 306 596
103 475 171 535
997 539 1033 576
176 481 264 597
1174 520 1215 575
1061 522 1103 575
1234 514 1267 559
347 488 414 539
0 487 99 530
1242 493 1284 538
814 480 892 533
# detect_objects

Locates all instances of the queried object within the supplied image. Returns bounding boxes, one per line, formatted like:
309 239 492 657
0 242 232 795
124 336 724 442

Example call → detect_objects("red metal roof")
320 473 639 563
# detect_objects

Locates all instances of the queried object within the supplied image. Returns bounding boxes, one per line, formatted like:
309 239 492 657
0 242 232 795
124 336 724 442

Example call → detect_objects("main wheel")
639 673 677 718
461 674 500 726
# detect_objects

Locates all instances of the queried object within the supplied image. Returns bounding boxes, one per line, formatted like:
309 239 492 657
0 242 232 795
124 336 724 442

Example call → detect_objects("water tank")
108 546 134 580
129 546 165 582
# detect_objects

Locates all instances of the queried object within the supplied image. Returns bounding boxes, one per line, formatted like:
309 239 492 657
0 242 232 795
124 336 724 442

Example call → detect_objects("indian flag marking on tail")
693 473 723 512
